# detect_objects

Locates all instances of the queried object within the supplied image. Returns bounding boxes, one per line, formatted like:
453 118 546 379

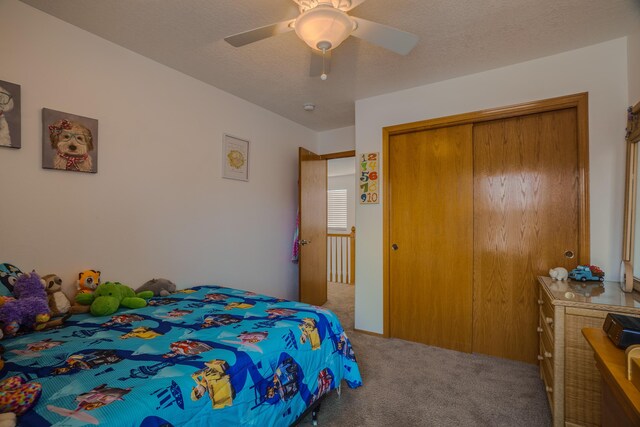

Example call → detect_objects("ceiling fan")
224 0 419 80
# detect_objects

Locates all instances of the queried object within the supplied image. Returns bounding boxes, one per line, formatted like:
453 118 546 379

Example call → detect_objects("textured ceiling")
19 0 640 131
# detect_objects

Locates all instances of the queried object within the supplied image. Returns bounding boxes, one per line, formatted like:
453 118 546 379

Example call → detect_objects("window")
327 189 348 230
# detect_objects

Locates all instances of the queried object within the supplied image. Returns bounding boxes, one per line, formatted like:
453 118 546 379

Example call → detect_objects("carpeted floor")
299 282 552 426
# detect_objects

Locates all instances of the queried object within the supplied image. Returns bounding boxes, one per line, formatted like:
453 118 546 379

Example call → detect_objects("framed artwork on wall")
222 134 249 181
42 108 98 173
0 79 21 149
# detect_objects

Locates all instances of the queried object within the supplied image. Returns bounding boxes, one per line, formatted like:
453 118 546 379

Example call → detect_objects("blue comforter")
2 285 362 426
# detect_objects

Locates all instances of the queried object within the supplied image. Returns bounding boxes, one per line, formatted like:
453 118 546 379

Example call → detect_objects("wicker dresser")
537 276 640 427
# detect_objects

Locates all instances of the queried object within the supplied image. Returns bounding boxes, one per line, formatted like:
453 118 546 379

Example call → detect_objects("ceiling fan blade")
345 0 368 12
350 17 418 55
224 19 295 47
310 49 332 77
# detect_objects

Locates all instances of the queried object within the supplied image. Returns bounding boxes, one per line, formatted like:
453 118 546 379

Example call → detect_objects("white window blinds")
327 189 348 230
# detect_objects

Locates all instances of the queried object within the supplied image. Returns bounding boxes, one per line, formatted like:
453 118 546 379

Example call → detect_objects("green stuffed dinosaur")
75 282 154 316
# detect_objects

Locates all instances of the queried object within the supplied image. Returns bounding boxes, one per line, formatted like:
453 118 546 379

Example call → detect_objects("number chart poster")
359 152 379 204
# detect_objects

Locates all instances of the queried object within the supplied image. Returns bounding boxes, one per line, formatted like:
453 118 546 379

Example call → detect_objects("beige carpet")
299 282 552 426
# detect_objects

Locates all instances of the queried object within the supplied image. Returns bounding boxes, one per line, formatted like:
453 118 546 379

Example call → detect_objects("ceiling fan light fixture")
294 5 354 51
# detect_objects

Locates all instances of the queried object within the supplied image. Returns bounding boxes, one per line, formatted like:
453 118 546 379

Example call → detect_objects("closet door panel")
389 124 474 352
472 109 579 364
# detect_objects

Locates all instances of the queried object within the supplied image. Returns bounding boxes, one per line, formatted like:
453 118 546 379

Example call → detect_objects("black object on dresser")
603 313 640 349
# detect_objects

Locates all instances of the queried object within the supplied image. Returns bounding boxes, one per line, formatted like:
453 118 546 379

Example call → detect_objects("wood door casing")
472 108 580 364
298 147 327 306
389 125 474 352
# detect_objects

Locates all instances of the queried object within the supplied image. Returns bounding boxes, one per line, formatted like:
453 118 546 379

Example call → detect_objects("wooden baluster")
327 235 331 282
349 226 356 285
330 236 334 282
340 237 344 283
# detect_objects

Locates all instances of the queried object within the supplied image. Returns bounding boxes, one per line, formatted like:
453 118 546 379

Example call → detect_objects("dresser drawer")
540 319 554 356
539 306 555 336
539 340 554 413
539 287 555 326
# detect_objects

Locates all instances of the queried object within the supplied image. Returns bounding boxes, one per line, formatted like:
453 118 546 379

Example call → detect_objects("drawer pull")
544 351 553 359
537 355 544 361
546 386 553 393
538 299 544 305
545 317 553 325
537 327 543 333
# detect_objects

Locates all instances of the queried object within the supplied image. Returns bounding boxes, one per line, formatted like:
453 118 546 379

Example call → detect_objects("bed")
1 285 362 426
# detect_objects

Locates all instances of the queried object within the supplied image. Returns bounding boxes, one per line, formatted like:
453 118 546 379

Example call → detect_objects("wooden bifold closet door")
388 106 582 364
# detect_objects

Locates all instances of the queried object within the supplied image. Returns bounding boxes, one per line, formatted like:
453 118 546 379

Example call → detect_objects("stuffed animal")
0 297 14 307
68 269 100 314
41 274 71 316
77 269 100 294
40 313 71 331
549 267 569 281
75 282 154 317
136 278 177 297
0 264 22 295
0 272 50 337
0 413 16 427
68 298 90 314
0 376 42 417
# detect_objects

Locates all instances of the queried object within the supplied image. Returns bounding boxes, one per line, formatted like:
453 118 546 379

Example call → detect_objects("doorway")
298 150 356 317
326 156 356 327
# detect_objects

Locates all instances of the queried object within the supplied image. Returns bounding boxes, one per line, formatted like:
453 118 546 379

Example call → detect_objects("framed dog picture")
0 79 21 149
222 134 249 181
42 108 98 173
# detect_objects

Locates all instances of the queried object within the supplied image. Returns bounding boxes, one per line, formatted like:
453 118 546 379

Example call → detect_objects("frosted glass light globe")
294 5 354 51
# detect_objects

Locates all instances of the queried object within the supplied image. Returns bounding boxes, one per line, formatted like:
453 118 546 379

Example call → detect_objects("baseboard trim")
353 328 385 338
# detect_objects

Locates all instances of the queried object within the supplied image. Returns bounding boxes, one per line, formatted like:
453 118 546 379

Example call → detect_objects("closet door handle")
391 244 399 251
300 239 311 246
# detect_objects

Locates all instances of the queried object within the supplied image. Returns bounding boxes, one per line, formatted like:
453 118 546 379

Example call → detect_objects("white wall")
354 38 629 333
316 126 355 155
0 1 316 300
630 32 640 104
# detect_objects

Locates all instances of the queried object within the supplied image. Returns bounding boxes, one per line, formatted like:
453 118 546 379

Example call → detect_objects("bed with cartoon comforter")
2 285 362 426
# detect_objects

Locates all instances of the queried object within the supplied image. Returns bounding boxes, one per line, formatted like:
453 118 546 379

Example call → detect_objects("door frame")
321 150 355 160
381 93 590 338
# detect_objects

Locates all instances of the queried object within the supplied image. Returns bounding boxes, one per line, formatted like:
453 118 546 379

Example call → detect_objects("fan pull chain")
321 48 328 81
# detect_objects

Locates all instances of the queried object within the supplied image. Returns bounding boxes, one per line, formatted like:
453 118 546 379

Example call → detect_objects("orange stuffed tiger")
77 270 100 294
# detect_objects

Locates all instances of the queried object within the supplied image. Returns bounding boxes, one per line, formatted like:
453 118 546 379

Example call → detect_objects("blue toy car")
569 265 605 282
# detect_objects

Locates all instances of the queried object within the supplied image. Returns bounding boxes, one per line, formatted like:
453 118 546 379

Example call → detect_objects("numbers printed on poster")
359 152 379 204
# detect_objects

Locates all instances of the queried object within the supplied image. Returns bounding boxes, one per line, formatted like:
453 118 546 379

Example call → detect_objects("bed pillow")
0 263 23 296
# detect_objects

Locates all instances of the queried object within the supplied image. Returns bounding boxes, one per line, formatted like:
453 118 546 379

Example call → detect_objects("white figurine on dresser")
548 267 569 281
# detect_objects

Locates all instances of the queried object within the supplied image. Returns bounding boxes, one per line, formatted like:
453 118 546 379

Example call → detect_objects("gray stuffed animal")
136 278 176 297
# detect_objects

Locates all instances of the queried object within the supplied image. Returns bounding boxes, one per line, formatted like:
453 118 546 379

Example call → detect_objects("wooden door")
472 108 580 364
389 125 474 352
298 147 327 306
